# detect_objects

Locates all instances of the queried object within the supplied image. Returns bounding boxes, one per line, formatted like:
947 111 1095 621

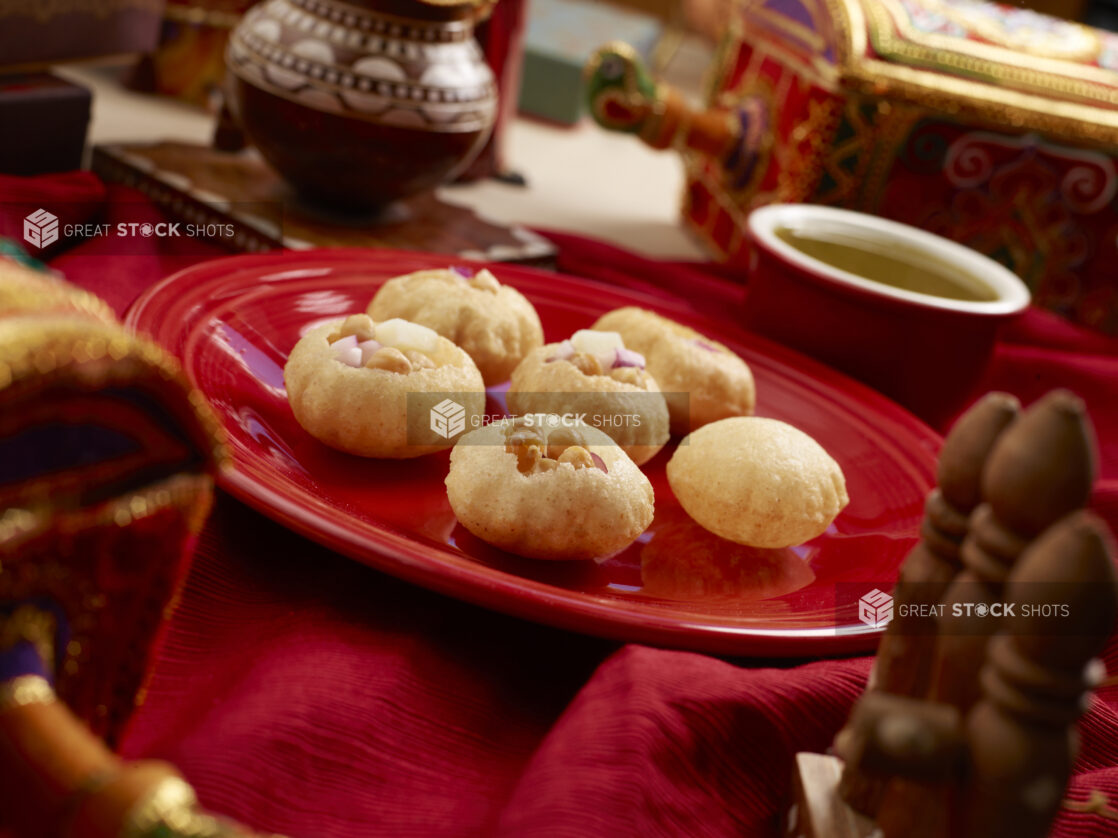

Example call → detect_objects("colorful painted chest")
589 0 1118 332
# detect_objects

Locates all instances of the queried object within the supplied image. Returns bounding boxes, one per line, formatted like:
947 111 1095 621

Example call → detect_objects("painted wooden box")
588 0 1118 333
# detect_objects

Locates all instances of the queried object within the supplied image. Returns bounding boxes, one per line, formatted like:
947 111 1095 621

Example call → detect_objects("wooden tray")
91 141 557 266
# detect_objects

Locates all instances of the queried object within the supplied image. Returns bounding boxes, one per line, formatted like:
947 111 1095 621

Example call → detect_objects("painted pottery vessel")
227 0 497 209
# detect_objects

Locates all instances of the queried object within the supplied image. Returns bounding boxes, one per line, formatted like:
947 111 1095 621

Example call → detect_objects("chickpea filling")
503 423 607 475
327 314 440 374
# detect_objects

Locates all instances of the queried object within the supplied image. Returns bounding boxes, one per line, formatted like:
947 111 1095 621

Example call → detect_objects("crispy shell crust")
667 417 849 548
368 269 544 385
285 320 485 458
593 307 755 434
506 343 670 466
446 421 654 559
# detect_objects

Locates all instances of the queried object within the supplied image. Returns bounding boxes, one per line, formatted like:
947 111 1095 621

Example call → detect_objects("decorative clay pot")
226 0 497 209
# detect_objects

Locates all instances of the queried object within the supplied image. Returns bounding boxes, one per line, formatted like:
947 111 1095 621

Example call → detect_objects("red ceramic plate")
127 250 940 657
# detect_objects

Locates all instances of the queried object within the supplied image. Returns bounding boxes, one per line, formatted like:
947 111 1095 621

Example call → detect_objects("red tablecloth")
7 172 1118 837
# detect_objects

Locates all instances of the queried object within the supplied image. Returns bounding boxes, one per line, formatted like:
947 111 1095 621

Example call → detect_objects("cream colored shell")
506 343 670 466
368 269 544 385
285 319 485 458
445 420 654 559
592 307 755 434
667 417 849 548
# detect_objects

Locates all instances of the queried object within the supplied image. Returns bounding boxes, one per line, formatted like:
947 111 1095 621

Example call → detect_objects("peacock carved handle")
584 42 770 192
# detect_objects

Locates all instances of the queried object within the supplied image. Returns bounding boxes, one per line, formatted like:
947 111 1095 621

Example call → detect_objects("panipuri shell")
368 269 544 385
445 420 654 559
506 343 670 466
285 319 485 458
666 417 849 548
593 307 755 434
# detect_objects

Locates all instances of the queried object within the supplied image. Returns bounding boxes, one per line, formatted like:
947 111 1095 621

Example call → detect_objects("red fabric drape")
4 173 1118 837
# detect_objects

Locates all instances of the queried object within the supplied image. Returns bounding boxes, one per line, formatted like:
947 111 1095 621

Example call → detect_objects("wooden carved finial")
983 390 1097 537
964 512 1117 838
874 393 1021 697
930 390 1096 713
839 393 1018 814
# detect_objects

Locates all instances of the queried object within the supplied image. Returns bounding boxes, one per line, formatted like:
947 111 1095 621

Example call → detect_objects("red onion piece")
335 345 363 367
546 340 575 363
612 347 646 369
358 339 383 366
590 452 608 473
332 334 359 352
693 338 719 352
450 265 474 279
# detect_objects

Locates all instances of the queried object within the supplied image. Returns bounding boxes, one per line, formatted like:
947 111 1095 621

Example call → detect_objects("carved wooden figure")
929 390 1096 713
839 392 1018 813
963 512 1117 838
795 390 1113 838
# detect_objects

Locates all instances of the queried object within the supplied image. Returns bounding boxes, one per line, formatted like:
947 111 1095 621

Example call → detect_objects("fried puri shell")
285 319 485 458
507 343 670 466
446 420 654 559
667 417 849 548
368 268 544 385
592 307 755 434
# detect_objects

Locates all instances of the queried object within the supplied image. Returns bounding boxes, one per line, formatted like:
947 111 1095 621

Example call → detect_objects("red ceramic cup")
744 204 1030 428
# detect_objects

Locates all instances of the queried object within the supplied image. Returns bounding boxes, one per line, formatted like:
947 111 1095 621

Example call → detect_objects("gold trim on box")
749 0 1118 146
867 0 1118 107
845 57 1118 143
0 0 162 24
737 0 1118 134
825 0 868 68
875 0 1101 64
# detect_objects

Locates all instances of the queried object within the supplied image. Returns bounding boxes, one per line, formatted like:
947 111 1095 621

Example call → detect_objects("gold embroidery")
121 775 289 837
0 281 115 324
0 674 55 712
0 604 56 674
1064 789 1118 820
0 319 228 469
0 508 42 547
